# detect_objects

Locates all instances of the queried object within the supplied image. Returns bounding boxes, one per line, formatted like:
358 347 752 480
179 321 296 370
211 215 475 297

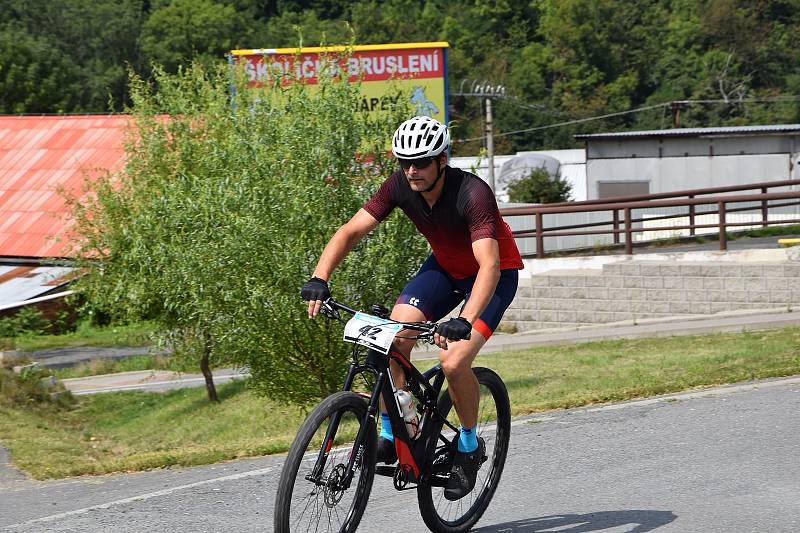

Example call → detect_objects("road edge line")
3 465 276 529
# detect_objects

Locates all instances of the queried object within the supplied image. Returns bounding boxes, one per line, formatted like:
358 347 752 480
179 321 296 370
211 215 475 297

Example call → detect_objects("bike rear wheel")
274 391 376 533
417 367 511 533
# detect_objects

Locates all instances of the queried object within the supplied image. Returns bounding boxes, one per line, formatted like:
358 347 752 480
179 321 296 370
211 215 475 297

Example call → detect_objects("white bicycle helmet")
391 116 450 158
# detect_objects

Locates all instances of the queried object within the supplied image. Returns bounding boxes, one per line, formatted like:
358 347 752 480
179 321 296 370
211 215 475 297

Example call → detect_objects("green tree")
507 167 572 204
70 62 426 405
248 8 352 48
140 0 248 73
0 0 148 111
0 24 80 113
3 0 800 144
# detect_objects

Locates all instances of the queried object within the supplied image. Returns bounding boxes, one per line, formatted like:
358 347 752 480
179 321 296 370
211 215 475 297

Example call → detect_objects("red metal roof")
0 115 128 258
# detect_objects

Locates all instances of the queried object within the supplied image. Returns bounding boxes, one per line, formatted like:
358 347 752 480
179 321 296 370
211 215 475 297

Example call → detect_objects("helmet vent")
391 116 450 158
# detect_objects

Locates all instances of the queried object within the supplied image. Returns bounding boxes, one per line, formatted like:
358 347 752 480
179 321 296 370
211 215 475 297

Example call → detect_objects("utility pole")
670 101 687 128
453 80 506 193
485 97 494 192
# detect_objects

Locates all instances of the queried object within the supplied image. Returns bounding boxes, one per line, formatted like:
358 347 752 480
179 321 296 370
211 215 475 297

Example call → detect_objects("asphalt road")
2 376 799 532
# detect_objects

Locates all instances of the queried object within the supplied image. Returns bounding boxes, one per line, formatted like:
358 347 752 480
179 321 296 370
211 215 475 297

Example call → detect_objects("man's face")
399 155 443 192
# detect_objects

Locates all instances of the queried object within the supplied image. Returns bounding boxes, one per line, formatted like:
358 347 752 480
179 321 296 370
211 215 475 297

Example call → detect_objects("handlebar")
319 297 472 343
320 298 357 318
320 298 438 337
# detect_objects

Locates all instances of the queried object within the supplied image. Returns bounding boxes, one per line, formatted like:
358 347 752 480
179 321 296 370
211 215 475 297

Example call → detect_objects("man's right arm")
304 209 380 317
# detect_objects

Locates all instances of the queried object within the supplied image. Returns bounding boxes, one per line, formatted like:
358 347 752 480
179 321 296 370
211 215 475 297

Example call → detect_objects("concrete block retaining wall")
503 260 800 332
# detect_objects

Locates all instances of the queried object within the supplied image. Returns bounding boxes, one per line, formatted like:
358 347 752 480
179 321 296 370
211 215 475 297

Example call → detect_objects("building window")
598 181 650 199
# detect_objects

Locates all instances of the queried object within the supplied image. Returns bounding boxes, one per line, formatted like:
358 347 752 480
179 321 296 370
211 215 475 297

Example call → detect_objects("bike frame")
308 318 460 492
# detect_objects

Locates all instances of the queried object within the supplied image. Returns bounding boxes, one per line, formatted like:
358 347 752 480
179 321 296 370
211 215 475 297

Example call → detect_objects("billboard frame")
229 42 450 125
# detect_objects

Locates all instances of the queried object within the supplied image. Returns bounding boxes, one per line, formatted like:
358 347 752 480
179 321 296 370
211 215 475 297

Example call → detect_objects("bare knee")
390 303 426 358
439 352 472 380
393 336 415 357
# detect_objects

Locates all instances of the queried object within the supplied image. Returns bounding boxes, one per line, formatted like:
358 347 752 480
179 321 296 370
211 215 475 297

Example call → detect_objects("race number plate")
343 312 402 354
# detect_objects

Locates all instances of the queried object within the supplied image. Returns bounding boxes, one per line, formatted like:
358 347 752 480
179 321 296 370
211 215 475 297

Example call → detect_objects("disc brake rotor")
324 464 347 507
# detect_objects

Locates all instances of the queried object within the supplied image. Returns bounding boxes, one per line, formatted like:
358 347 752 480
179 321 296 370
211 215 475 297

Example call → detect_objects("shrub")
507 166 572 204
0 307 49 338
0 364 74 409
70 60 426 405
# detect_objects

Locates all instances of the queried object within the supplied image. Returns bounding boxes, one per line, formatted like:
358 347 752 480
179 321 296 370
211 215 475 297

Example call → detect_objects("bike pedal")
376 465 395 477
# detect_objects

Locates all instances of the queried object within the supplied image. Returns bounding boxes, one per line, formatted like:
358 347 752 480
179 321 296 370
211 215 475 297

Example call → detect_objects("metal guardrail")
500 179 800 258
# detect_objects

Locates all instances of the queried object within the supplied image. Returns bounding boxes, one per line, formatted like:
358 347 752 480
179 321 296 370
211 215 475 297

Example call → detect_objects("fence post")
535 211 544 259
719 201 727 251
624 207 633 255
761 187 768 228
688 195 696 236
612 209 620 244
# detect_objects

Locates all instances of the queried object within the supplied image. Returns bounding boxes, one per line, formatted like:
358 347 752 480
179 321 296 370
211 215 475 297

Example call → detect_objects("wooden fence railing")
499 179 800 258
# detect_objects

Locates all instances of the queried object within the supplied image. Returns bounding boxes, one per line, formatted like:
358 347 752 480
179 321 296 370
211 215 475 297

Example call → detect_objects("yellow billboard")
229 42 449 124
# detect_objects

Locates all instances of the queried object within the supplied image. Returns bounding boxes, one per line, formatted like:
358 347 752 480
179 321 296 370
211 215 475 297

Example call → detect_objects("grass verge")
2 326 799 479
9 321 155 352
0 380 306 479
735 223 800 239
547 224 800 258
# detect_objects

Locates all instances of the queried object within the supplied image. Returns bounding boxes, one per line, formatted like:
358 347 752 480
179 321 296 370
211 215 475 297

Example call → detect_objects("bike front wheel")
417 367 511 533
274 391 376 533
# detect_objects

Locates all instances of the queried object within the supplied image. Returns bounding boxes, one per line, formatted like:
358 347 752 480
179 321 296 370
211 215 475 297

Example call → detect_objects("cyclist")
301 116 522 500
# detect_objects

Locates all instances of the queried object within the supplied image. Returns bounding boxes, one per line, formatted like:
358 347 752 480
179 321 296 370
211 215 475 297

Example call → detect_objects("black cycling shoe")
376 437 397 465
443 437 486 501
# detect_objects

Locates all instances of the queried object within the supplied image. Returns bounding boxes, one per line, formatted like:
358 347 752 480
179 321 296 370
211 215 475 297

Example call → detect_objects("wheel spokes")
430 382 503 524
288 408 368 533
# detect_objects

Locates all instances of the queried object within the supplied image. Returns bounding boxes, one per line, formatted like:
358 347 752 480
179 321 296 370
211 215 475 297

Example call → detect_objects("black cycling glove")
437 317 472 341
301 277 331 302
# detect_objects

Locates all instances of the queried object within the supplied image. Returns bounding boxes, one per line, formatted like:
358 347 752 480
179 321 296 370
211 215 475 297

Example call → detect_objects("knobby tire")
274 391 376 533
417 367 511 533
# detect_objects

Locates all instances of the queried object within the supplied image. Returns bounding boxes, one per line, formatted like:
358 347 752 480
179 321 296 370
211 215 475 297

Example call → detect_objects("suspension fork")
340 371 385 487
308 362 370 483
309 369 386 488
340 359 359 392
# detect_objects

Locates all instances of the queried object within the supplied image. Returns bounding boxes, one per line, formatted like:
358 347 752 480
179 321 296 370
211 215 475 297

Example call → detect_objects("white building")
453 125 800 256
575 124 800 199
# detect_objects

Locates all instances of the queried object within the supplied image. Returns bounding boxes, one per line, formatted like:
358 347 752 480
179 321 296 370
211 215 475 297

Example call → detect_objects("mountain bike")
274 298 511 533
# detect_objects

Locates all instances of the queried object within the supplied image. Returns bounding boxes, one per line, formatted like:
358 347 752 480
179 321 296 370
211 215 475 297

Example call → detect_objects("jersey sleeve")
362 173 400 222
462 180 499 242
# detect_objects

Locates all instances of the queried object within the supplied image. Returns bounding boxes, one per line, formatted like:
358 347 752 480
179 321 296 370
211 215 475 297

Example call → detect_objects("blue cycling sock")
379 413 393 442
458 426 478 453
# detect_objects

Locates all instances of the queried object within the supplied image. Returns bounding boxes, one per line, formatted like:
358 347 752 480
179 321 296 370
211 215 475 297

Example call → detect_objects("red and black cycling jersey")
363 166 523 279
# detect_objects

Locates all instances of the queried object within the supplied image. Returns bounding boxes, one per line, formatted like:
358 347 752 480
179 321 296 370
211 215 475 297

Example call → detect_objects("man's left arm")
459 238 501 325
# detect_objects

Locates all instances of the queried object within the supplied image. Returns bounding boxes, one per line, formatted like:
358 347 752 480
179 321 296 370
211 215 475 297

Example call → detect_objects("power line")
499 95 563 118
452 95 800 144
449 89 562 116
675 95 800 105
454 102 669 143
